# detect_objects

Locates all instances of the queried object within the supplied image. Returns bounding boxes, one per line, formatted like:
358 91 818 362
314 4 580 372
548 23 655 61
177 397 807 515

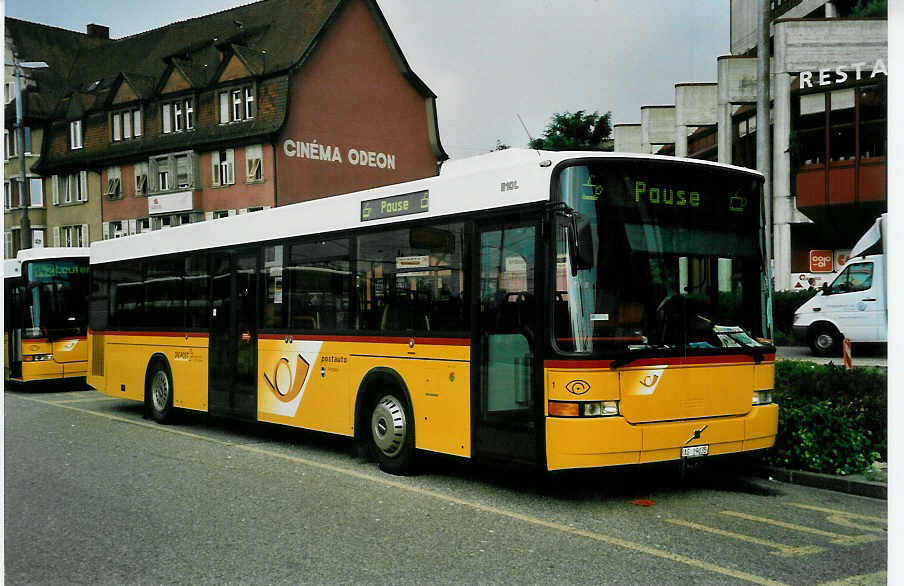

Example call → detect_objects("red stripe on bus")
545 354 774 369
22 336 87 343
545 360 614 369
92 330 209 338
257 333 470 346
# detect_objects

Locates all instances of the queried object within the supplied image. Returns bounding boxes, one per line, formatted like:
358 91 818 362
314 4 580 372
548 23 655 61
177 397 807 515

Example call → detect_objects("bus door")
5 277 23 379
472 222 540 465
209 250 259 419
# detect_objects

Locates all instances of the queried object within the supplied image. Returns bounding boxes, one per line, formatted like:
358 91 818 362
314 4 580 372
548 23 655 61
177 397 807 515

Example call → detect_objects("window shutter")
228 209 237 217
5 232 11 258
53 227 60 247
205 211 214 221
238 208 248 215
262 205 271 211
211 151 220 187
162 103 172 133
81 224 89 245
227 149 235 185
219 92 229 123
79 171 88 202
102 221 110 240
51 175 59 205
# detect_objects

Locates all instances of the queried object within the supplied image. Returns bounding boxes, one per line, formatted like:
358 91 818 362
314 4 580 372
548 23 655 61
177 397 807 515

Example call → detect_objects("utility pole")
13 64 32 250
8 59 48 252
756 0 774 334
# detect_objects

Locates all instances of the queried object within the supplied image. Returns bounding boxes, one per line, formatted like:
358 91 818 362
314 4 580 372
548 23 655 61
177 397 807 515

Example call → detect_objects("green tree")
528 110 612 151
851 0 886 17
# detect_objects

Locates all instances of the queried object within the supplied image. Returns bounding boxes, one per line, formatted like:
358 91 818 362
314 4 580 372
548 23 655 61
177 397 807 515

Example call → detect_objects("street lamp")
8 59 48 251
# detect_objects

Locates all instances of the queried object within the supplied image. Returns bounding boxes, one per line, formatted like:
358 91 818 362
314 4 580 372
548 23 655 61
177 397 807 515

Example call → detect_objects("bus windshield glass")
24 259 89 338
555 160 768 356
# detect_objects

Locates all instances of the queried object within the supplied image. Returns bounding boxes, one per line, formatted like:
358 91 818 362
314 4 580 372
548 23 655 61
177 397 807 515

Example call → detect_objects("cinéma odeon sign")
283 139 397 170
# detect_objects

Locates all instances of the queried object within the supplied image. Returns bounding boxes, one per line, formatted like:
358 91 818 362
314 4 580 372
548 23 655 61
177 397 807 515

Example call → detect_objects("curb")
751 465 887 500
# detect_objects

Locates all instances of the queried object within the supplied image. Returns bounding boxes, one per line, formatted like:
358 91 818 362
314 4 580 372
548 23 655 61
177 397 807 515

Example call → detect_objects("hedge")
772 289 818 345
761 360 886 475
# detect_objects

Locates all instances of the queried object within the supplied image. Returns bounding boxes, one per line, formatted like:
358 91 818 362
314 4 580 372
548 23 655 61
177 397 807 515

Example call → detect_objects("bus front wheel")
146 360 175 424
369 393 415 475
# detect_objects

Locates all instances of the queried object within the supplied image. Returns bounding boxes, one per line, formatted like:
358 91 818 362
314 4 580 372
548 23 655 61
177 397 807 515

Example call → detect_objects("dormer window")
70 120 83 150
112 107 142 142
162 97 194 134
219 86 254 124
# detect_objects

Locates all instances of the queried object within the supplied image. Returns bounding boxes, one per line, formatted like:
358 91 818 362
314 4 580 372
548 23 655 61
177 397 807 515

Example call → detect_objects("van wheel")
369 393 415 475
146 360 175 424
808 324 841 357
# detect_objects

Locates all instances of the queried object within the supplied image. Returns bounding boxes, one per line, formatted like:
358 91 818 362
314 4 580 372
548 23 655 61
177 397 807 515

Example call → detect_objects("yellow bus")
4 248 90 387
87 150 777 474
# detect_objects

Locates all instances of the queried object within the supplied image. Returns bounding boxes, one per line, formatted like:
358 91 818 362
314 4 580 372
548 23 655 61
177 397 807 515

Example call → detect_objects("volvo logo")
685 425 708 445
564 380 591 395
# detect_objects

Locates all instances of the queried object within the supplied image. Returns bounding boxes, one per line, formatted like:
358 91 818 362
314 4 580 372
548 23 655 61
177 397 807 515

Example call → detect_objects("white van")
793 214 887 356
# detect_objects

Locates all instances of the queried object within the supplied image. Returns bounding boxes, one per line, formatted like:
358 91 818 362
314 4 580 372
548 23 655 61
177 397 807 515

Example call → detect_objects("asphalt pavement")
775 345 887 368
4 387 889 585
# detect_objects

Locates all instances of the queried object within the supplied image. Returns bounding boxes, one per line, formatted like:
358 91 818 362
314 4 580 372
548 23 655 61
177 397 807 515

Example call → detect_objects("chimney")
86 24 110 39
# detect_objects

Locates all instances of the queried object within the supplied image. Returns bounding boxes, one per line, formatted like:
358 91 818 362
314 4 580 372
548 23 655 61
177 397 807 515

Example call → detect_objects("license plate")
681 444 709 458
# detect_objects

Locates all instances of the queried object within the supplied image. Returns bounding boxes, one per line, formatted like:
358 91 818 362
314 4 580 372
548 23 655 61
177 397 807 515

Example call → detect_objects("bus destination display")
361 190 429 222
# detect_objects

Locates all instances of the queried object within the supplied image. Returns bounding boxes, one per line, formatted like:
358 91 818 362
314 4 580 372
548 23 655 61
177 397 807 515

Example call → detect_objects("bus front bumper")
546 404 778 471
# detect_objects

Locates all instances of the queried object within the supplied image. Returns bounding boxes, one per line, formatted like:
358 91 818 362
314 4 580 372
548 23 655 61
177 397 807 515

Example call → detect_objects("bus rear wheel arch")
145 356 175 424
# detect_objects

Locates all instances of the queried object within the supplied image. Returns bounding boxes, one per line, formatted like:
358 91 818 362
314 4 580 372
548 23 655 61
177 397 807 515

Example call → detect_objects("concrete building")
614 0 887 290
4 0 446 257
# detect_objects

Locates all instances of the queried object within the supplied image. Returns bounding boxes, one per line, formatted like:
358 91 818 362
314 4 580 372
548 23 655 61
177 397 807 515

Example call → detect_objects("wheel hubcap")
371 395 406 458
151 371 170 412
816 333 834 350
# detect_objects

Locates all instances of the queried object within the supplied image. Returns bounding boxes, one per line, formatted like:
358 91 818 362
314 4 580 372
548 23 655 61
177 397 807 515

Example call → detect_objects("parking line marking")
667 518 825 557
722 511 883 545
789 504 887 534
817 570 887 585
51 396 122 404
13 394 790 586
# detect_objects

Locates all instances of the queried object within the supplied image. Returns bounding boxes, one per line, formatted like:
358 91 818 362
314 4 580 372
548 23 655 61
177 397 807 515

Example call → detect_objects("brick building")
4 0 446 256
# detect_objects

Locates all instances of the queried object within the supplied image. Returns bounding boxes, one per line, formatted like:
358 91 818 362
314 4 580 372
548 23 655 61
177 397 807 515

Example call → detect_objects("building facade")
4 0 446 257
614 0 887 290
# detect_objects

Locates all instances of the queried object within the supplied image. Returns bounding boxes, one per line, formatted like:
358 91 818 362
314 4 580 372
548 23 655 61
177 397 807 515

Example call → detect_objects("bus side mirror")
569 213 594 276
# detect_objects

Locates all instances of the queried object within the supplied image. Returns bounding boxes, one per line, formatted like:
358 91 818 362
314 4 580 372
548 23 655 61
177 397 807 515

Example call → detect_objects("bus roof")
4 258 21 279
17 247 90 263
90 150 763 265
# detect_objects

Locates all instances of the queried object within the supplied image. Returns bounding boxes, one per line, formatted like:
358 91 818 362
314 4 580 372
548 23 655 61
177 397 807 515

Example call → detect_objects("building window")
57 224 87 247
150 151 197 193
51 171 88 205
31 228 45 248
212 149 235 186
162 98 194 134
5 129 15 159
106 220 124 239
219 86 254 124
245 144 263 183
112 107 142 142
105 167 122 199
136 217 150 233
135 162 149 196
70 120 83 149
29 177 42 207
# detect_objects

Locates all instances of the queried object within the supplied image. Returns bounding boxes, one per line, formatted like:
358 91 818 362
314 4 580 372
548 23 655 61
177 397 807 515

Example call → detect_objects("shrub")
762 360 886 475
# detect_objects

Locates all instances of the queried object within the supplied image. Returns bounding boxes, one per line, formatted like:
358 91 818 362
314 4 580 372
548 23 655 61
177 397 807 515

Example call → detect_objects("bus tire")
369 392 415 475
808 323 841 357
146 359 175 424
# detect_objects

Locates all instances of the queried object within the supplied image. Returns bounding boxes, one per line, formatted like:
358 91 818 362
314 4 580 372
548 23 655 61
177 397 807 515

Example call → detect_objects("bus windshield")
555 160 768 356
24 259 89 338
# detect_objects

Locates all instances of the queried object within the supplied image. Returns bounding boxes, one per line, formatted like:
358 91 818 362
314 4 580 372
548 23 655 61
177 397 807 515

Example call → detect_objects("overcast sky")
5 0 730 159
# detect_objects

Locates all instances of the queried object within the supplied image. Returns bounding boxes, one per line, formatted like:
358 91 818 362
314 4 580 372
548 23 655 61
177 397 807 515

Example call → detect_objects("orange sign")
809 250 834 273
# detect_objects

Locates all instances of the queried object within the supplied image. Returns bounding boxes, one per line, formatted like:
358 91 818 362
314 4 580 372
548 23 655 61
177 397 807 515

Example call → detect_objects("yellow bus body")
90 330 775 467
7 337 88 383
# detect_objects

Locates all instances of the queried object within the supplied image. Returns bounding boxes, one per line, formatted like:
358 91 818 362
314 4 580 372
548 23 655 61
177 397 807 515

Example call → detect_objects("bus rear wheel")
369 393 415 475
146 360 175 424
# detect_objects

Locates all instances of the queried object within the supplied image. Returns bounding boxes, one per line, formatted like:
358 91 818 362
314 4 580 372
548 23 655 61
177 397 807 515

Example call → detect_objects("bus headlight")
752 390 773 405
23 353 54 362
549 401 619 417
